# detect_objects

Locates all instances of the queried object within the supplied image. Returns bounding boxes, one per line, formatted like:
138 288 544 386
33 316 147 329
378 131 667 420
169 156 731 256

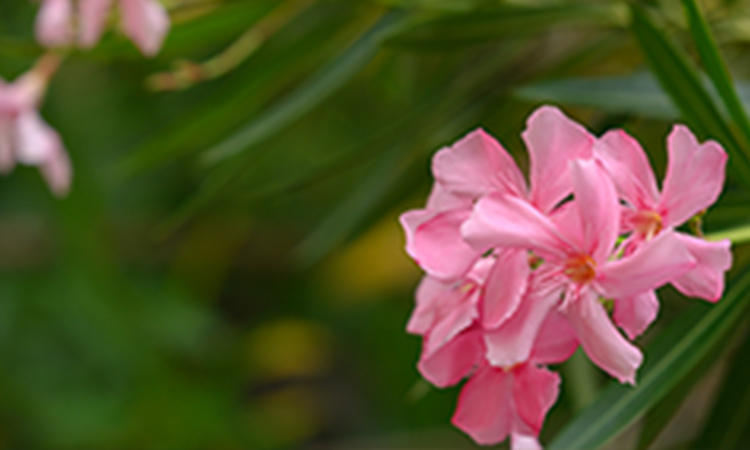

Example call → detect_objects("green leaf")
515 74 680 119
630 4 750 189
385 3 628 48
683 0 750 172
705 221 750 244
548 265 750 449
201 11 409 165
515 73 750 121
634 342 718 449
694 322 750 448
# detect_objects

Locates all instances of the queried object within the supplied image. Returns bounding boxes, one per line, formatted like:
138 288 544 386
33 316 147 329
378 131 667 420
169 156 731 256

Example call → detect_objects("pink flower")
0 56 71 196
401 105 731 448
35 0 170 57
401 107 595 331
411 256 533 386
596 127 732 306
35 0 74 47
449 313 577 448
463 158 696 383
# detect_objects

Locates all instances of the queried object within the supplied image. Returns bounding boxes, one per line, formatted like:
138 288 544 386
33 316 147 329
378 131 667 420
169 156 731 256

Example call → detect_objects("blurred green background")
1 0 750 448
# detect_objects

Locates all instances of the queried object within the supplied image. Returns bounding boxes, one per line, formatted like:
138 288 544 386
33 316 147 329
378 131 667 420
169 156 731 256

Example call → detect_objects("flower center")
563 255 597 284
632 210 663 240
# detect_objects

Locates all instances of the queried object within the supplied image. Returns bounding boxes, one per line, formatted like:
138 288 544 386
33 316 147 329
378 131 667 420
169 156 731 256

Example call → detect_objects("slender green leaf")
683 0 750 160
515 74 680 119
385 3 628 48
630 5 750 189
695 323 750 448
635 342 719 449
706 222 750 244
515 73 750 120
548 265 750 449
201 11 408 165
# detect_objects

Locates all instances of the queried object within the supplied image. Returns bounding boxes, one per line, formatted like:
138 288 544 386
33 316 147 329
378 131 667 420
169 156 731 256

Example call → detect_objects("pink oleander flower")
595 127 732 337
418 304 577 449
452 314 577 449
0 56 71 196
401 107 594 329
401 105 731 449
35 0 170 57
463 158 696 383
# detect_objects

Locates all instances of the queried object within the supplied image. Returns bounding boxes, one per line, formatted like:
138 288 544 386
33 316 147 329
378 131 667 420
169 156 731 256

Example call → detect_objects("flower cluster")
400 106 732 448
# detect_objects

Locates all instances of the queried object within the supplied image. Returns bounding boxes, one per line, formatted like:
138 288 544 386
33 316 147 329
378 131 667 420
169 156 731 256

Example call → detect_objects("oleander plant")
1 0 750 448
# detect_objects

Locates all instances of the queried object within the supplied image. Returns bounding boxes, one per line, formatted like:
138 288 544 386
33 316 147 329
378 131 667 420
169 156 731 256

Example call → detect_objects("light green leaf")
201 11 409 165
515 74 680 119
694 322 750 448
683 0 750 175
630 4 750 189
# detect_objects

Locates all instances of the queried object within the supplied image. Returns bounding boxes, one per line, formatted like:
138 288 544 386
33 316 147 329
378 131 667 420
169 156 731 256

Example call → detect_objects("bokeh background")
1 0 750 448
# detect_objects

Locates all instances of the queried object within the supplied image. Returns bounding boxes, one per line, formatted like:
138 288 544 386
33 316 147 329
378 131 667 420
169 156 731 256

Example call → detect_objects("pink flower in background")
35 0 170 57
35 0 74 47
0 56 71 196
400 105 731 448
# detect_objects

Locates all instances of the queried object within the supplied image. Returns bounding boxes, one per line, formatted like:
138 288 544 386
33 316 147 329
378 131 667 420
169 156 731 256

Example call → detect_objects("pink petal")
400 185 472 261
482 249 530 329
425 182 472 212
35 0 74 47
15 112 60 165
512 364 560 435
406 275 452 336
671 234 732 302
409 209 479 280
432 128 527 199
565 290 643 384
418 329 484 388
424 289 479 357
596 230 695 299
660 125 728 226
570 158 620 263
613 290 659 340
511 434 542 450
14 112 72 196
462 193 574 261
400 209 433 261
595 129 660 210
484 269 563 368
78 0 113 48
40 144 72 197
120 0 170 57
531 311 579 365
523 106 595 213
451 365 513 445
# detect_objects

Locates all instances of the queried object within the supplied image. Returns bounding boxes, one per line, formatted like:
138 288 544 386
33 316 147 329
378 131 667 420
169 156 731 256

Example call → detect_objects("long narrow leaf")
683 0 750 160
549 265 750 449
630 5 750 189
695 323 750 448
202 11 408 165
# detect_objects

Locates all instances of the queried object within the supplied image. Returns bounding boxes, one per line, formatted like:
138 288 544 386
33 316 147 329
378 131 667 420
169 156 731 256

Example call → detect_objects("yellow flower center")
633 210 663 240
563 255 597 284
